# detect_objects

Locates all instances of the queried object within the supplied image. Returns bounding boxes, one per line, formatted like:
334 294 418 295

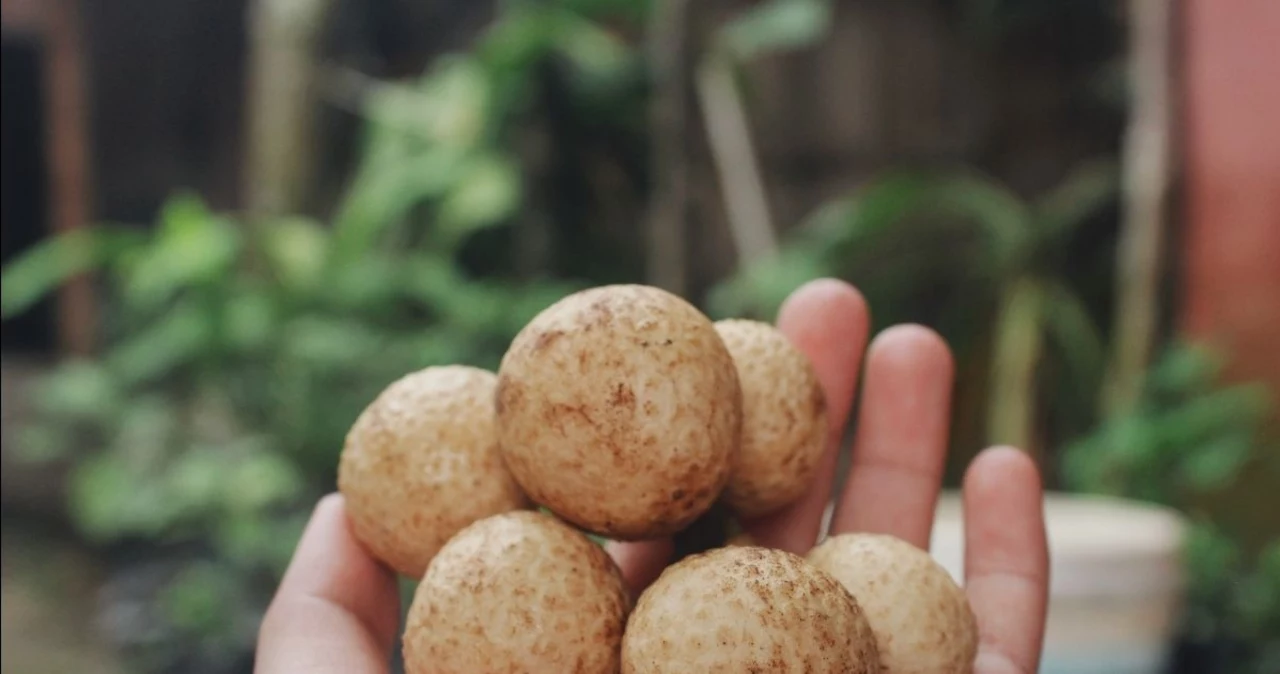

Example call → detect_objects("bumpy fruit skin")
807 533 979 674
338 365 529 578
402 511 631 674
714 319 827 518
621 546 880 674
495 284 742 540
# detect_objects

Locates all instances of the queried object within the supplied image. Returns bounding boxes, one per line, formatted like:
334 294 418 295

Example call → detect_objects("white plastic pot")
929 491 1188 674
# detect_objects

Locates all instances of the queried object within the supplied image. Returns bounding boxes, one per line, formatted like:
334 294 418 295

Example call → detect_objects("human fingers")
964 447 1049 674
829 324 954 548
741 278 871 553
605 538 675 599
255 494 401 674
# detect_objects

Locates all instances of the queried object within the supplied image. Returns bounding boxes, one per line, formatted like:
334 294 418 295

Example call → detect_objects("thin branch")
696 55 779 268
1103 0 1176 417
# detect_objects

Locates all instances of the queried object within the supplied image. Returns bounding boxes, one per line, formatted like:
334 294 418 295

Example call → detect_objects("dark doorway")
1 37 56 355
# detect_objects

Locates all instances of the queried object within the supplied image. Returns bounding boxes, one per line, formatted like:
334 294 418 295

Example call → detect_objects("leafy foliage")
709 161 1118 452
715 0 833 61
1063 343 1279 674
2 0 1274 672
0 5 628 669
1063 344 1274 502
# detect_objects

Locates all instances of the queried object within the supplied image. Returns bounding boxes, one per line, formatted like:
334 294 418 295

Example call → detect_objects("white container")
928 491 1188 674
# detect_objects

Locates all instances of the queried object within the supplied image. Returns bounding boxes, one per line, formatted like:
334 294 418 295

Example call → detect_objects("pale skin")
255 278 1050 674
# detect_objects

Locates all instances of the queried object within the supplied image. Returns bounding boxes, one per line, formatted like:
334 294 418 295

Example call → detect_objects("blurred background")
1 0 1277 672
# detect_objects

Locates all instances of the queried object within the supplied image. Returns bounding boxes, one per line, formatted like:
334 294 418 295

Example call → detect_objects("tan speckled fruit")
807 533 978 674
337 365 529 578
714 319 827 518
621 546 880 673
403 510 631 674
496 284 742 540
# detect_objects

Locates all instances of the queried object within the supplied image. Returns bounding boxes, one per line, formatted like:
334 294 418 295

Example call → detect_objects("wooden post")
46 0 95 355
2 0 98 355
4 0 96 355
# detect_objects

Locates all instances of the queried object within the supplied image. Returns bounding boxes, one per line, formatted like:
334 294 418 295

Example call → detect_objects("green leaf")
110 396 179 467
261 216 330 295
31 359 122 424
1148 342 1223 397
1034 157 1120 240
554 12 633 81
158 192 213 237
1041 280 1106 399
165 447 229 518
282 316 387 369
120 197 241 312
478 5 559 73
705 239 829 320
364 57 490 149
1 227 142 318
160 563 240 635
215 510 307 573
1178 433 1255 493
16 424 75 463
106 301 209 384
67 453 133 541
719 0 832 61
223 290 277 354
897 173 1032 267
436 153 522 244
553 0 651 22
224 449 304 514
401 254 464 304
68 452 174 542
810 170 1032 271
1154 384 1271 448
330 147 468 263
327 257 405 310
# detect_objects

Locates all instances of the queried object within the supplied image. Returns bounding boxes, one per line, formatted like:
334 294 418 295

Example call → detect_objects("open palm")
256 278 1049 674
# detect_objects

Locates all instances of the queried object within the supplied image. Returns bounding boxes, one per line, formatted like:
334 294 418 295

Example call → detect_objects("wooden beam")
1 0 49 36
44 0 96 355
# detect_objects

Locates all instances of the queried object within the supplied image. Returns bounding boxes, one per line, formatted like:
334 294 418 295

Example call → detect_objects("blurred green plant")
2 195 576 670
0 1 849 669
0 11 620 673
1180 527 1280 674
709 160 1119 456
1063 342 1279 674
711 156 1279 670
1063 343 1274 502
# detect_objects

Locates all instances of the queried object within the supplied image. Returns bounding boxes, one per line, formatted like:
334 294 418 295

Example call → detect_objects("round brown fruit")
621 546 880 673
495 284 742 540
807 533 979 674
714 319 827 518
338 365 529 578
402 510 631 674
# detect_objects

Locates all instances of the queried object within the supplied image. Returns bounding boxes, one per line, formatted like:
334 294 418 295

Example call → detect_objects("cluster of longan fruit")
338 284 977 673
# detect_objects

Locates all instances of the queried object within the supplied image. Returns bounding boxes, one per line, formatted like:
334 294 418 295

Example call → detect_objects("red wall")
1182 0 1280 398
1182 0 1280 542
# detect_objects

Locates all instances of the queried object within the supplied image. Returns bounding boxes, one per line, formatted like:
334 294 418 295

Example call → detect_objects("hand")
255 278 1049 674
